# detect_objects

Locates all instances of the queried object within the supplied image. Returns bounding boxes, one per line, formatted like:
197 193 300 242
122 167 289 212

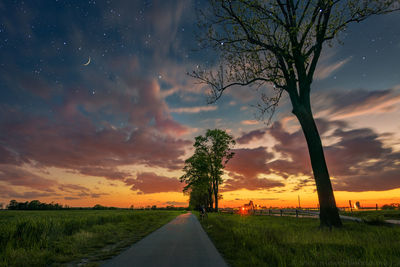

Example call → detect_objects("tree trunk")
293 104 342 227
214 182 219 212
208 187 213 211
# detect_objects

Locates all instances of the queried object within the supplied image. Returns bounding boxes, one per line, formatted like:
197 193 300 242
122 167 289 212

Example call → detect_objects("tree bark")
292 103 342 227
214 181 219 212
208 187 213 211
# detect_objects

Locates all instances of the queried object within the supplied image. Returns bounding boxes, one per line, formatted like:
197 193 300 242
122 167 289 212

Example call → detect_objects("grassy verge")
340 210 400 221
0 210 182 266
198 213 400 267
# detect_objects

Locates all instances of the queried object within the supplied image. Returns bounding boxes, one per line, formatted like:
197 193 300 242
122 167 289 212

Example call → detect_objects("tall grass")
199 213 400 267
0 210 181 266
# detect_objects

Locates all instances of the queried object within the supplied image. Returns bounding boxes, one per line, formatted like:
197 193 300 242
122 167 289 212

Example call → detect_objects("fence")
219 208 363 222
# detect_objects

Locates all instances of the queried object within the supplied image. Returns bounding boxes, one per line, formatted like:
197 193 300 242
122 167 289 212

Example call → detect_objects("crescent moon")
83 57 91 66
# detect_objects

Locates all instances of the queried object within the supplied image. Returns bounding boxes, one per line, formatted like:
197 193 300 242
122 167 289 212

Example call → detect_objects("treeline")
7 200 66 210
180 129 235 212
381 203 400 210
4 200 188 210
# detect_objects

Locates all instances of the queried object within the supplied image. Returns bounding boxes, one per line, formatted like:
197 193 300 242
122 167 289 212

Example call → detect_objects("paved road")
102 212 228 267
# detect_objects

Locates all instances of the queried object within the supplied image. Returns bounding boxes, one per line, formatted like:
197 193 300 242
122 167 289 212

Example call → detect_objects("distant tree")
196 129 235 211
7 200 18 210
192 0 399 227
17 201 28 210
381 203 400 210
28 200 41 210
6 199 65 210
93 204 105 210
0 203 3 209
181 129 235 212
181 151 214 210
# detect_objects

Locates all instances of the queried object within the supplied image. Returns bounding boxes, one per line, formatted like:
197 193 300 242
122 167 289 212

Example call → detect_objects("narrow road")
102 212 228 267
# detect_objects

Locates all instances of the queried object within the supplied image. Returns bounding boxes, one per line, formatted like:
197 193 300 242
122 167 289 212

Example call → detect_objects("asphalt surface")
102 212 228 267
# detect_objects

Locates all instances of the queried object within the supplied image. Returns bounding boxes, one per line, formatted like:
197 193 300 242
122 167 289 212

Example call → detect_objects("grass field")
0 210 182 266
340 210 400 221
198 212 400 267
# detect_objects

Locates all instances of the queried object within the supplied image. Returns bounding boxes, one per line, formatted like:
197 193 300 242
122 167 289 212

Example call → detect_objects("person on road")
200 205 207 220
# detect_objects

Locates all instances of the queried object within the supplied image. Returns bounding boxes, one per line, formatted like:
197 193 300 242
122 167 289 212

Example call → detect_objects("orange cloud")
169 105 217 113
241 120 259 125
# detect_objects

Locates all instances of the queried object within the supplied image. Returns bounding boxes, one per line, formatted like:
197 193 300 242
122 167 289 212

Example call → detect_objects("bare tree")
191 0 399 227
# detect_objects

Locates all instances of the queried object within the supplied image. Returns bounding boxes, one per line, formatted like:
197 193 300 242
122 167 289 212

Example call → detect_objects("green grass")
340 210 400 220
0 210 182 266
198 213 400 267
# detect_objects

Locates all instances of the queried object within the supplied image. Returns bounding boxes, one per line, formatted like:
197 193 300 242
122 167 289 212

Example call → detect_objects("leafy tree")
7 200 18 210
182 129 235 211
28 200 41 210
93 204 106 210
181 151 214 210
191 0 399 227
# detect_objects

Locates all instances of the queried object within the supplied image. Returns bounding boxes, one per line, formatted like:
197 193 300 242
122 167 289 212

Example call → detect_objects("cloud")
0 103 190 180
0 185 56 199
0 164 108 200
316 87 400 120
223 175 285 191
314 57 352 80
231 112 400 193
0 165 58 192
241 120 259 125
223 147 284 191
314 48 352 80
266 119 400 192
78 167 132 181
58 183 91 193
237 128 267 144
64 197 80 200
128 172 183 194
164 201 187 206
226 147 273 178
169 105 217 113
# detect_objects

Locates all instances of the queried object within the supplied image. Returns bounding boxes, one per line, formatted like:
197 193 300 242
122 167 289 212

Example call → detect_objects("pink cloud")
314 57 352 80
128 172 183 194
0 165 58 192
266 119 400 192
169 105 218 114
313 88 400 120
222 147 284 191
226 147 273 179
0 164 106 200
0 105 190 179
241 120 259 125
223 175 284 191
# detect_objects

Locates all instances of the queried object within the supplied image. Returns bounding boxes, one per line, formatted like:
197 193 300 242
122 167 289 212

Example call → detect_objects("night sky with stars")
1 1 400 208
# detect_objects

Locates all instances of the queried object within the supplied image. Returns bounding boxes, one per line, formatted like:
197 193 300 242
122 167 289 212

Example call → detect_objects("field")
340 209 400 221
0 210 182 266
198 212 400 267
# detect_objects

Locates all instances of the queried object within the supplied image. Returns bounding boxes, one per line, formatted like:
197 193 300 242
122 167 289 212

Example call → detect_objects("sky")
1 0 400 208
